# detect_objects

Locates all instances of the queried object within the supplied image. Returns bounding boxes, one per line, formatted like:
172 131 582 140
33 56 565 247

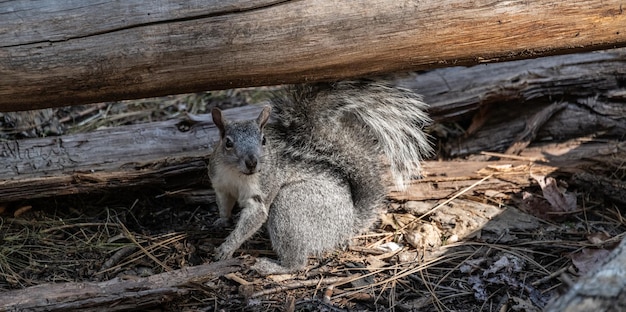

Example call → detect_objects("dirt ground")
1 85 625 311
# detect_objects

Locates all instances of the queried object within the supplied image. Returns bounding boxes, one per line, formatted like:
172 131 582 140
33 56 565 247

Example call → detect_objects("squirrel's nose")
245 156 258 171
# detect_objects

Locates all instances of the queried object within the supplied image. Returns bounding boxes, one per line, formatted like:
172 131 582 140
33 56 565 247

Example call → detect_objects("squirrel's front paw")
214 244 234 261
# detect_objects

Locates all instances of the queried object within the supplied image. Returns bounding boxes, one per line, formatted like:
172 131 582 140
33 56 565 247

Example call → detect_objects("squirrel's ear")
211 107 227 138
257 105 271 129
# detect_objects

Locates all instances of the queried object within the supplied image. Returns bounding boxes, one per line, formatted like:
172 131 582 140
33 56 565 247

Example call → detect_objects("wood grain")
0 259 242 312
1 0 625 111
397 48 626 157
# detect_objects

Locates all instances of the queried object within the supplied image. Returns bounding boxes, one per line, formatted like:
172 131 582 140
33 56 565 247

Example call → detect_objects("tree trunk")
1 0 625 111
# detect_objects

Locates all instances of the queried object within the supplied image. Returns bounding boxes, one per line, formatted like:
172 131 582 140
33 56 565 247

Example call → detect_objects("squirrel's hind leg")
252 176 355 275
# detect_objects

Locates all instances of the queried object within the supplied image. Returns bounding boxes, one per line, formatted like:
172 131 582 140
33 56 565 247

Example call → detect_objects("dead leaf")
519 191 554 220
481 206 540 240
379 213 397 229
393 213 417 229
468 274 488 301
377 242 403 253
398 296 432 310
405 223 441 250
379 213 417 231
459 258 486 274
484 254 525 276
322 286 333 304
447 234 459 244
365 256 387 269
531 174 576 213
570 248 611 275
396 250 419 263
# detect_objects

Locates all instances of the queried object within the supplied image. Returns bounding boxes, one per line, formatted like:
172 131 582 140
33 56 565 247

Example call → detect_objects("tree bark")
396 48 626 157
1 0 625 111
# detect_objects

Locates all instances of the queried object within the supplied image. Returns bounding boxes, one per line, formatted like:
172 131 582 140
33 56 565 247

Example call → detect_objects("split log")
0 259 242 312
396 48 626 157
1 50 625 202
391 139 626 202
398 49 626 121
1 0 625 111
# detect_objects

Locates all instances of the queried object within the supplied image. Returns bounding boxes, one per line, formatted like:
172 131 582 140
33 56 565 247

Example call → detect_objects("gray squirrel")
208 80 432 275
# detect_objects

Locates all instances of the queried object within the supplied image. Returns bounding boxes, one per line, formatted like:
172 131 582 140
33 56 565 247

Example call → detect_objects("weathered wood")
1 0 625 111
390 139 626 202
398 48 626 122
0 259 242 312
1 50 624 202
0 106 261 202
397 48 626 157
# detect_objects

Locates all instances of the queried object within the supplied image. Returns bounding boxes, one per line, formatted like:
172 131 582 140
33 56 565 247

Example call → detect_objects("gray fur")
208 80 433 274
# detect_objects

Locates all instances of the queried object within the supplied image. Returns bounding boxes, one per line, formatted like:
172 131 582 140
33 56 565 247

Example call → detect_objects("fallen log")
1 0 625 111
0 106 261 202
0 259 242 312
1 50 625 202
391 139 626 202
396 48 626 157
398 48 626 121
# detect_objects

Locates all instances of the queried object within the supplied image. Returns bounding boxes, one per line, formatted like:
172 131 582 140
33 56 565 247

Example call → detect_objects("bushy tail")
272 80 432 190
325 81 432 189
269 80 432 230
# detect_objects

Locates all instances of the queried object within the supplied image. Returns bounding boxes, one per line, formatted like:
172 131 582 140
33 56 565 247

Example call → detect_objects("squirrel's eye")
224 137 234 149
262 136 266 145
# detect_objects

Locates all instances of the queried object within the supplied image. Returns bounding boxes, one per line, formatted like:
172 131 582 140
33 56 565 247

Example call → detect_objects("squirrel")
208 80 432 275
